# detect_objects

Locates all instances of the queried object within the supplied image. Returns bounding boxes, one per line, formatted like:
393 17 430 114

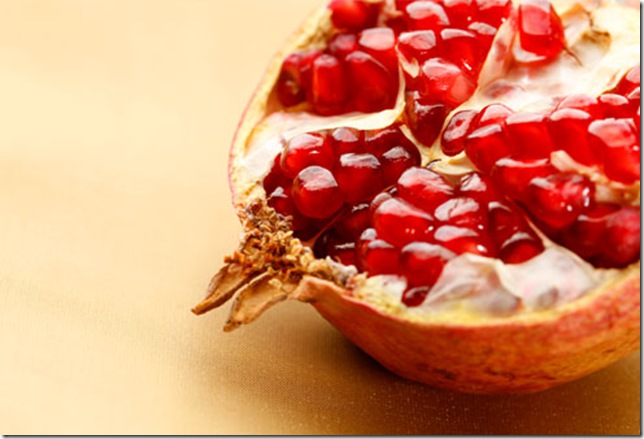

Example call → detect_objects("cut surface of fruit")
194 0 641 394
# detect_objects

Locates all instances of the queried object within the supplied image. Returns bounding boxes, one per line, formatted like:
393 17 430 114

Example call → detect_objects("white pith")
230 0 640 319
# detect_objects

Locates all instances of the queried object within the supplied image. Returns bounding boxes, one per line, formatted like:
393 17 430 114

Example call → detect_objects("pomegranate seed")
547 108 597 166
504 112 554 159
598 93 632 118
263 153 290 194
498 231 544 263
491 157 555 201
281 132 335 178
346 50 398 112
267 186 312 232
328 33 359 59
526 172 595 230
402 286 432 307
467 21 497 52
440 28 484 74
330 127 364 155
373 197 434 247
369 190 395 217
405 94 449 146
405 1 451 31
518 0 565 58
459 172 498 203
474 0 512 27
464 123 511 173
292 166 344 219
359 27 398 72
400 242 455 287
555 94 601 117
359 232 401 274
434 225 491 256
419 58 476 107
434 197 486 231
598 206 641 267
488 201 527 244
588 118 640 184
329 0 380 31
612 65 640 96
314 232 357 266
626 86 640 109
276 50 322 107
364 125 412 155
397 30 439 64
397 167 455 212
441 109 477 156
562 203 620 260
335 153 384 203
335 203 371 240
472 103 514 127
310 54 349 115
443 0 474 27
381 146 421 185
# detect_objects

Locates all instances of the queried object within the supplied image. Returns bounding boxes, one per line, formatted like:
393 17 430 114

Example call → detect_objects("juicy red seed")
419 58 476 107
358 27 398 72
472 103 514 127
547 108 596 166
310 54 349 115
400 242 455 287
405 94 449 146
397 30 439 63
467 22 497 52
562 203 620 259
292 166 344 219
397 167 455 212
329 0 381 31
330 127 364 154
402 286 432 307
328 33 359 59
464 123 511 173
612 65 640 96
518 0 566 58
373 197 434 247
335 203 371 240
263 153 290 194
346 50 398 113
474 0 512 27
555 94 601 117
276 50 322 107
598 206 641 267
330 241 358 266
498 231 544 264
598 93 632 118
335 153 384 203
434 196 486 231
491 157 556 201
488 201 528 244
588 118 640 184
364 125 412 155
267 186 313 232
504 112 553 159
405 1 451 31
360 237 401 274
440 28 483 74
526 172 595 230
626 87 640 108
441 109 478 156
433 225 491 256
281 132 335 178
381 146 420 185
459 172 498 203
443 0 474 27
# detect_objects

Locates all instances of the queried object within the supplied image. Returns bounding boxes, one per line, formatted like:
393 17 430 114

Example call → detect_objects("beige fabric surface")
0 0 640 434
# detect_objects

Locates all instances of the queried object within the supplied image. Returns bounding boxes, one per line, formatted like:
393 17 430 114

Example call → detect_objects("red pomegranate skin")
294 272 640 393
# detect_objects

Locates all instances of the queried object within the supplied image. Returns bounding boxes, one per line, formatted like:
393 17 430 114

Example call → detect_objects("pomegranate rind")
294 266 639 393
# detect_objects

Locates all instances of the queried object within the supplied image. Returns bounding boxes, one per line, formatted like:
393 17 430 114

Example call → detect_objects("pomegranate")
193 0 640 393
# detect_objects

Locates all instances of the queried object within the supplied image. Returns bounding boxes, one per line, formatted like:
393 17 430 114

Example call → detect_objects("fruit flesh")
195 0 641 394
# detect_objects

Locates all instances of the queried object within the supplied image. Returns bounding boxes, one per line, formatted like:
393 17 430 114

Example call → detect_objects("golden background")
0 0 639 434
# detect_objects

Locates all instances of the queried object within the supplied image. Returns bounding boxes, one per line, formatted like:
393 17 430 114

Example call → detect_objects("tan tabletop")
0 0 640 434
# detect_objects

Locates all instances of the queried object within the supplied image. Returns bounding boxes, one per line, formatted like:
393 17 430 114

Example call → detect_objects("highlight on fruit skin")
193 0 640 393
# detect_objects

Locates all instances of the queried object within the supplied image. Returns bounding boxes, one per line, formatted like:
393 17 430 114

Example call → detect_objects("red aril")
518 0 566 58
346 50 398 113
504 112 553 159
547 108 596 166
473 0 511 27
587 118 640 184
405 1 451 31
397 30 440 63
373 197 434 247
292 166 344 219
276 49 322 107
491 157 555 201
310 53 349 115
443 0 474 27
441 109 478 156
329 0 381 31
440 28 484 74
335 153 384 203
404 93 449 146
397 167 455 211
419 58 477 107
400 242 455 287
464 123 511 172
358 27 399 72
281 132 335 178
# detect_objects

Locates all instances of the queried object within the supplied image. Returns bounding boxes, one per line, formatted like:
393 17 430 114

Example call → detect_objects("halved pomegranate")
193 0 640 393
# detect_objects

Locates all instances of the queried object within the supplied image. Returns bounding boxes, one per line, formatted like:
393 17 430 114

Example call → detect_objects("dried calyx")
194 0 640 393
